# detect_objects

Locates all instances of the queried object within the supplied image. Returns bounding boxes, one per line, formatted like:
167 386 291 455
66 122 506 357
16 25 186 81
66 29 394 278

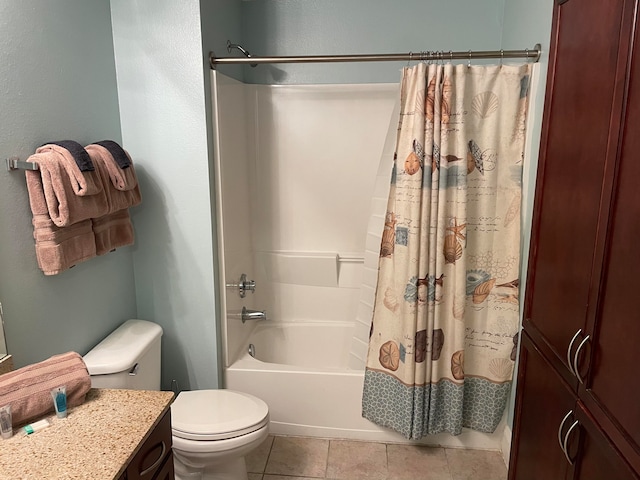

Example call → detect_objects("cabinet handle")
572 335 590 384
139 440 166 477
557 410 573 454
567 329 582 377
562 420 580 465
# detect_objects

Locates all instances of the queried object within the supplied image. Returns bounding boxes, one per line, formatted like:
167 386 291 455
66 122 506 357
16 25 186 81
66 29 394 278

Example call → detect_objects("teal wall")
110 0 223 391
240 0 507 84
0 0 137 368
501 0 554 428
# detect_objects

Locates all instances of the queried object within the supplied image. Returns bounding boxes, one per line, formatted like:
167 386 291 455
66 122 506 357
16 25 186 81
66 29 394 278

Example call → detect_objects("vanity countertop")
0 388 174 479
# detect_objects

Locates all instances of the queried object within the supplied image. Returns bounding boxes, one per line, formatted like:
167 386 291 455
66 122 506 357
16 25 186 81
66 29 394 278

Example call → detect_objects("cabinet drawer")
126 410 172 480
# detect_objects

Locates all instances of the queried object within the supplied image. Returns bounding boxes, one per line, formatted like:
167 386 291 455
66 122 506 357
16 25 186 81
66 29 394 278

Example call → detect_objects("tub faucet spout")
241 307 268 323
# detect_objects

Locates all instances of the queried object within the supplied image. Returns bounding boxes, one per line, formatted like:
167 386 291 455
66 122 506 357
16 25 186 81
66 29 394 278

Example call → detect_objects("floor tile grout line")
262 435 275 474
326 439 333 479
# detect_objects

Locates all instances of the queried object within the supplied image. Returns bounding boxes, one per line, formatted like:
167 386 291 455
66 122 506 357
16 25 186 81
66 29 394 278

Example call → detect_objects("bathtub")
224 321 506 448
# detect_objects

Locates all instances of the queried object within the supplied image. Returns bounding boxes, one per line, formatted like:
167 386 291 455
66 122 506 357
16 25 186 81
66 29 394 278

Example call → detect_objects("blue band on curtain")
362 369 511 439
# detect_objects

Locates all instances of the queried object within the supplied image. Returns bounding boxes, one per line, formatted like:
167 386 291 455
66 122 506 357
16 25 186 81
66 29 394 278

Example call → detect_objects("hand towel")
32 144 109 226
85 143 141 212
25 159 96 275
0 352 91 426
47 140 95 172
92 139 131 170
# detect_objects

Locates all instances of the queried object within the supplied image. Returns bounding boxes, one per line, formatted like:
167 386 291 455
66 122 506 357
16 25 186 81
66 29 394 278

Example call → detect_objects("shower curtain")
362 62 531 438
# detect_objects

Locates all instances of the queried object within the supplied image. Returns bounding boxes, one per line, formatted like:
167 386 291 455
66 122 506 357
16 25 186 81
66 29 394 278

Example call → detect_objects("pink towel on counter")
25 160 97 275
0 352 91 426
33 144 109 227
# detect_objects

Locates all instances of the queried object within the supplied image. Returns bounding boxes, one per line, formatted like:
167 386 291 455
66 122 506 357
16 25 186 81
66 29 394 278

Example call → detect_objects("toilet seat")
171 389 269 441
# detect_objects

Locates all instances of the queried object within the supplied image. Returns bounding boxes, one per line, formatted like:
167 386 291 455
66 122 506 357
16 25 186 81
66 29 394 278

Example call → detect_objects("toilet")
83 319 270 480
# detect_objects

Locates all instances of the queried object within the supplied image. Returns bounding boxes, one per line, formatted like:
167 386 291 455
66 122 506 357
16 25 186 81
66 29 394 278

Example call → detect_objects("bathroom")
0 0 552 478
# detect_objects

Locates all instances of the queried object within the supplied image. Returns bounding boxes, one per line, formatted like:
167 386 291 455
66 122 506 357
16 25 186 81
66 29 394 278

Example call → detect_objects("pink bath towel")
33 144 109 226
92 210 135 256
32 216 96 275
25 159 97 275
0 352 92 426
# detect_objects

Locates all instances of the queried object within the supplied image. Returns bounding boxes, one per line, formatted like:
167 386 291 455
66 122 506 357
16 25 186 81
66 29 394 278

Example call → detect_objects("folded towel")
36 143 102 196
86 142 140 193
0 352 91 426
29 146 109 226
85 143 141 211
25 164 96 275
32 216 96 275
46 140 95 172
92 210 134 256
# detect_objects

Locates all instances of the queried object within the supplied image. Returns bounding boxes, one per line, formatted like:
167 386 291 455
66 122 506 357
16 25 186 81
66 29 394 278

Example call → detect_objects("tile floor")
245 435 508 480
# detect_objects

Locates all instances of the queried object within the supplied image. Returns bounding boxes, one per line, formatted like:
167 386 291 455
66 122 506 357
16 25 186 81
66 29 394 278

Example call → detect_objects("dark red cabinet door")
509 333 576 480
573 403 639 480
580 27 640 472
524 0 628 383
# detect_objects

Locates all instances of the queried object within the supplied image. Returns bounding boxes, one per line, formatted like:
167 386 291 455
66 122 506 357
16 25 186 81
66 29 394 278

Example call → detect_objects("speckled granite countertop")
0 388 174 480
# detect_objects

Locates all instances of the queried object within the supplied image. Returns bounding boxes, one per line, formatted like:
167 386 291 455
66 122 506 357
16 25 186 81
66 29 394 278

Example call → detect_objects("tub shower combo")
211 43 540 449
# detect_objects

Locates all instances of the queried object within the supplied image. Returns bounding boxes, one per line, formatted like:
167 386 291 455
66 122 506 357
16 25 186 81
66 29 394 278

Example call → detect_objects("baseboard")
501 424 512 467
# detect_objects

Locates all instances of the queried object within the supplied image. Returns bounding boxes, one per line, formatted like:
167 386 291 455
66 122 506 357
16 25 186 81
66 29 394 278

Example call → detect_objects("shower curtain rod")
210 43 541 69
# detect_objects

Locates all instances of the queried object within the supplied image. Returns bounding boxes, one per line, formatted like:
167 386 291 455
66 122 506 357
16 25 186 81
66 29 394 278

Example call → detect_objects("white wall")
214 77 398 366
251 83 397 327
110 0 220 390
211 72 257 367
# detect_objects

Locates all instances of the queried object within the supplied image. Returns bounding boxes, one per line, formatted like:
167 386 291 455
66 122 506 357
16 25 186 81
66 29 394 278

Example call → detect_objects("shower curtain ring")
449 50 453 63
525 48 530 63
500 49 504 65
468 50 472 67
407 51 413 67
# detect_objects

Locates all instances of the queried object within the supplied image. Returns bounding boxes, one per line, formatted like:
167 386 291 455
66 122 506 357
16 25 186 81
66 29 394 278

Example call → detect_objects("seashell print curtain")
362 62 531 438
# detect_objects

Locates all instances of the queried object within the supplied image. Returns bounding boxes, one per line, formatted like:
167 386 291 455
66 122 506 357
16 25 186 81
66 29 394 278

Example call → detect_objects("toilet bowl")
171 389 269 480
83 320 270 480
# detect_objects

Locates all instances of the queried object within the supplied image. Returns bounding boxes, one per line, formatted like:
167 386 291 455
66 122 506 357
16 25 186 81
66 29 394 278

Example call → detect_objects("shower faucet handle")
226 273 256 298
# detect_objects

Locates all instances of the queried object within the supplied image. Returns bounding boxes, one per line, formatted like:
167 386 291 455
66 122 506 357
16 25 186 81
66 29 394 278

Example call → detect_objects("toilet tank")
83 319 163 391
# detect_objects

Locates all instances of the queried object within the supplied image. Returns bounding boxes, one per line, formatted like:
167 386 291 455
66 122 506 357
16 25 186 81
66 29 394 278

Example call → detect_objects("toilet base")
174 450 249 480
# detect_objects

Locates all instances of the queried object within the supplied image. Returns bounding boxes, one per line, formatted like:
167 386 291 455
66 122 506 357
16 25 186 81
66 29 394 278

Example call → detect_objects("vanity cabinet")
509 0 640 477
117 410 173 480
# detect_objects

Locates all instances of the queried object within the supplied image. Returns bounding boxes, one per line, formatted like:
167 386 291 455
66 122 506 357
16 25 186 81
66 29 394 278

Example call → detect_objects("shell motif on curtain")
362 62 532 439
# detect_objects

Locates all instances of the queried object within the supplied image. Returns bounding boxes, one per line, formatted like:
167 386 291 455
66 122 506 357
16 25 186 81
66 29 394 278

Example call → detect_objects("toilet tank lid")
83 319 163 375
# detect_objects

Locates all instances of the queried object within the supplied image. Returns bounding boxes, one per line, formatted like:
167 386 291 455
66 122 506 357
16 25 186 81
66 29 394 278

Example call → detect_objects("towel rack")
6 157 39 171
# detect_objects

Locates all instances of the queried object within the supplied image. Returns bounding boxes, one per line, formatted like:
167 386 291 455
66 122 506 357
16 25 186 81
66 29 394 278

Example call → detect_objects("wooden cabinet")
118 411 174 480
510 0 640 478
510 334 639 480
509 334 575 480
